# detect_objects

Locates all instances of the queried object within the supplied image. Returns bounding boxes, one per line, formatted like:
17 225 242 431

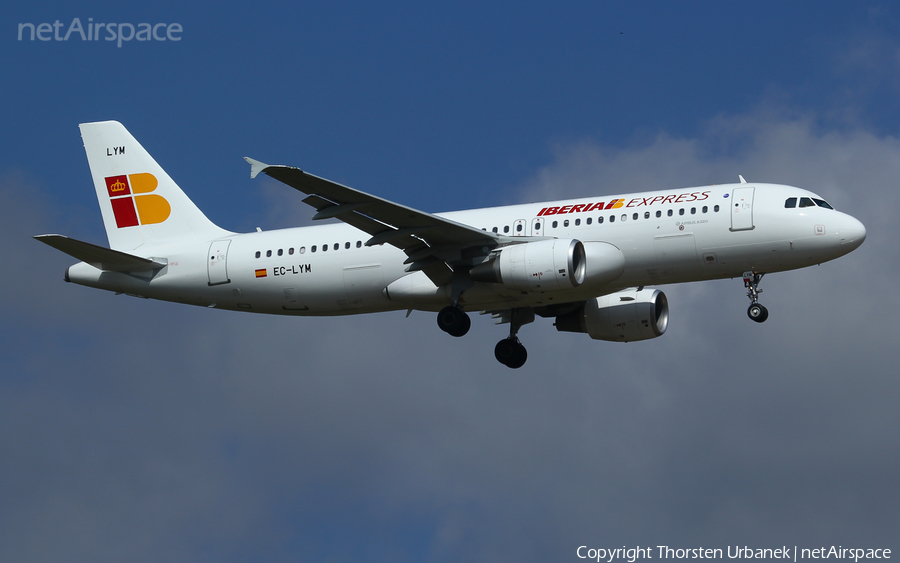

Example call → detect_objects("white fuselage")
66 182 866 315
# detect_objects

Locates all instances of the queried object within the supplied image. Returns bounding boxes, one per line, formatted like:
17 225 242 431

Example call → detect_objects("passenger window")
702 206 708 213
656 210 661 218
552 221 558 228
255 251 261 258
598 216 604 224
289 248 294 255
644 212 650 219
266 250 272 257
311 246 317 253
714 205 720 212
667 209 673 217
679 208 685 216
356 241 362 248
535 221 542 230
334 243 339 251
610 215 615 223
517 223 523 232
563 220 569 227
575 218 581 226
586 217 592 225
691 207 696 215
492 227 498 233
632 213 638 220
278 249 283 256
799 197 815 208
300 247 306 254
784 197 797 208
345 242 350 249
504 225 510 233
813 198 834 210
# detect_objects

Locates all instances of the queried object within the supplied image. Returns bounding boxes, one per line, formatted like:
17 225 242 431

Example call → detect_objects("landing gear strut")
437 305 471 337
743 270 769 323
494 308 533 369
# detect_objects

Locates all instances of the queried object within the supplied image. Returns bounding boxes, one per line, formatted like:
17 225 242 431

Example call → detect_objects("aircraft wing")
245 158 505 286
34 234 167 272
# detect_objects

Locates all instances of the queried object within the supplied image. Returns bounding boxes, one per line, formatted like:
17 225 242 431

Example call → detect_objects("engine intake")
555 288 668 342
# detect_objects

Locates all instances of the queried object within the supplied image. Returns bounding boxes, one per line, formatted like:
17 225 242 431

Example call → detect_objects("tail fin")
80 120 231 251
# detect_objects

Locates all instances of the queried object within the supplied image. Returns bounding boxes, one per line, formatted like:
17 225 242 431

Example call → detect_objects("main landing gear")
436 306 532 369
437 305 471 337
493 308 533 369
743 270 769 323
494 337 527 369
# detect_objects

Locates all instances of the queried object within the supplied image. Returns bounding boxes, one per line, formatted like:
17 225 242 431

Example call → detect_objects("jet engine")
470 238 585 291
469 239 625 292
554 288 668 342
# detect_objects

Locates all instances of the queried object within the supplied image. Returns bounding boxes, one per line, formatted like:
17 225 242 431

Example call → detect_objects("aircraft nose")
840 214 866 251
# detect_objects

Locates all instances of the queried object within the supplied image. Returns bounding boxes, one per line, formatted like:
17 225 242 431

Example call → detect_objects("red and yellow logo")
104 173 170 228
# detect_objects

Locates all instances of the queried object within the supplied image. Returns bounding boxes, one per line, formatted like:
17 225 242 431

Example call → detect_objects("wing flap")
34 234 167 272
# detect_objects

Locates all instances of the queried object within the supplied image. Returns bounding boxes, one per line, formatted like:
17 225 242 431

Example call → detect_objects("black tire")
507 343 527 369
449 311 471 337
437 306 470 337
748 303 769 323
495 339 527 368
494 338 516 365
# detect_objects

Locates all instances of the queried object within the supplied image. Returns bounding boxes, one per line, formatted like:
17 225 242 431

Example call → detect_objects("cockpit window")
813 198 834 210
784 197 797 208
799 197 816 208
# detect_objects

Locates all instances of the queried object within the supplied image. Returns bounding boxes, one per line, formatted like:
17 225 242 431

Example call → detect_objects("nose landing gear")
743 271 769 323
747 302 769 322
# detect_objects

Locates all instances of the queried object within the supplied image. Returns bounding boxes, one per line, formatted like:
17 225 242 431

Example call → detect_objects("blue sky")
3 2 899 562
8 2 896 223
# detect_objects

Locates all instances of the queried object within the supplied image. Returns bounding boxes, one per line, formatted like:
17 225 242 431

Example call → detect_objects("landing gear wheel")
495 338 527 369
437 306 471 337
747 303 769 323
742 271 769 324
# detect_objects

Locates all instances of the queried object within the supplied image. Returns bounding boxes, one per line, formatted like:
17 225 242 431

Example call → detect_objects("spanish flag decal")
255 269 267 278
104 173 171 228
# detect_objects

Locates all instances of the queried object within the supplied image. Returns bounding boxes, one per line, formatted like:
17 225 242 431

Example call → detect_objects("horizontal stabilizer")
34 234 167 272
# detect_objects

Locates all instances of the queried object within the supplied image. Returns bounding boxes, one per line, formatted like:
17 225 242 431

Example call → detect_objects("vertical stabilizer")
80 121 231 251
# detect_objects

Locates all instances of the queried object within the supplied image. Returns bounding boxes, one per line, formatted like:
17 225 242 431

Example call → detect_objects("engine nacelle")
555 288 668 342
581 241 626 286
470 238 586 291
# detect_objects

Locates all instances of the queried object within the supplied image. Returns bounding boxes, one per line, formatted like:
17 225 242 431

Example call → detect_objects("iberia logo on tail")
104 173 171 228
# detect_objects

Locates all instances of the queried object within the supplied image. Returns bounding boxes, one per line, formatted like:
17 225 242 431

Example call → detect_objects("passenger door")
207 240 231 286
730 187 755 231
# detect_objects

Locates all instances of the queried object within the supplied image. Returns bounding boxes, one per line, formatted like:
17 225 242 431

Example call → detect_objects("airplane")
35 121 867 368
